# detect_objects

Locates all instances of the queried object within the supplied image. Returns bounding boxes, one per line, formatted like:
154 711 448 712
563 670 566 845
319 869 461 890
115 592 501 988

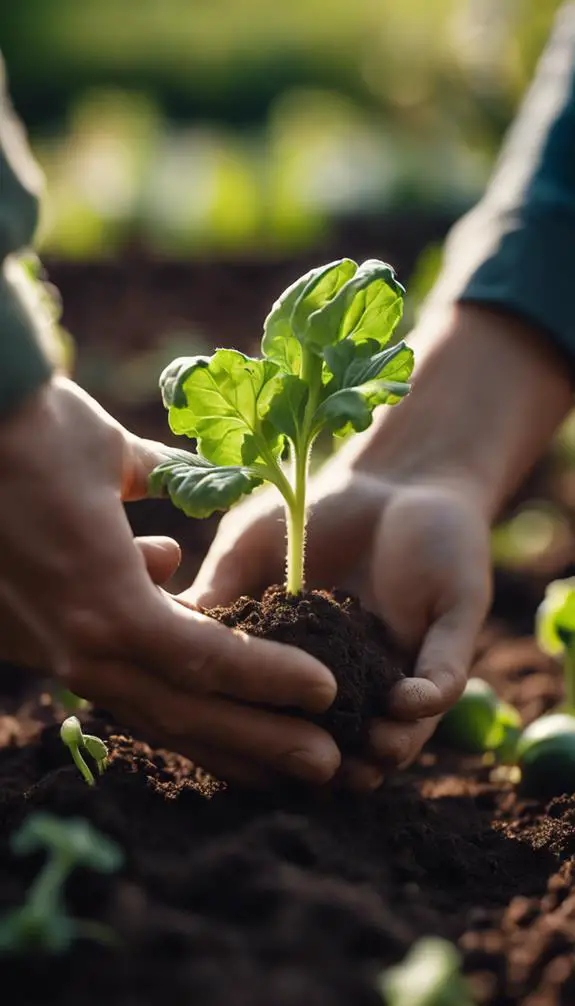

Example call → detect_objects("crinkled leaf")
314 339 413 435
536 578 575 655
159 349 283 466
149 449 262 518
266 375 308 441
305 259 404 352
290 259 357 339
313 377 411 436
323 339 413 391
261 259 356 373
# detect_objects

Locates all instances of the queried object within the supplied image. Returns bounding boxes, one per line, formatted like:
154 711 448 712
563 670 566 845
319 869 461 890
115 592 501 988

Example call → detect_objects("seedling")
379 937 474 1006
149 259 413 594
516 577 575 796
60 715 108 787
0 813 123 954
436 678 521 758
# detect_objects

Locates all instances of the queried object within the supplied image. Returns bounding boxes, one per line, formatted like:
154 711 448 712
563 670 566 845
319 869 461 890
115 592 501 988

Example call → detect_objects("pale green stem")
70 743 95 787
565 647 575 715
27 852 70 922
284 348 321 595
286 443 309 595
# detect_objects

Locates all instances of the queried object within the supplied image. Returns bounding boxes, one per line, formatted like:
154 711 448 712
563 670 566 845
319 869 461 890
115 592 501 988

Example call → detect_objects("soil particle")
207 585 411 754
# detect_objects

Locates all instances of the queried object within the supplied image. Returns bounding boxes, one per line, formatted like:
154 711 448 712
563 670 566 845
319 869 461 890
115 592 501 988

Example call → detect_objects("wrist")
345 304 572 520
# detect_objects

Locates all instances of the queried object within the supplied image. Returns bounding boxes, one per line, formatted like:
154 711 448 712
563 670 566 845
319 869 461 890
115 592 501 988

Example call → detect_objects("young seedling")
60 715 108 787
516 577 575 796
0 813 123 954
379 937 474 1006
436 678 521 758
149 258 413 594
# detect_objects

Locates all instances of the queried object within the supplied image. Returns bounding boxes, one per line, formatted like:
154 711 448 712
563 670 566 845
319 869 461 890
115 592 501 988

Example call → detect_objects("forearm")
0 52 52 417
347 303 572 520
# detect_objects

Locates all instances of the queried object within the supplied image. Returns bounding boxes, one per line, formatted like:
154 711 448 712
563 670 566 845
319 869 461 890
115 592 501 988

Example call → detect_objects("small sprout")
516 577 575 797
60 715 108 787
517 713 575 798
149 259 413 595
436 678 521 757
379 937 474 1006
0 813 123 955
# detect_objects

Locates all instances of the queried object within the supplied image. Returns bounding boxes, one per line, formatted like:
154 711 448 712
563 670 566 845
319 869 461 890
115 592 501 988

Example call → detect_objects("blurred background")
2 0 574 593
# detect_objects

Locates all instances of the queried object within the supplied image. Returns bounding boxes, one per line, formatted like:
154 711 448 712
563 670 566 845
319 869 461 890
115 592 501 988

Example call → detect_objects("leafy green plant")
516 577 575 796
436 678 521 757
60 715 108 787
149 258 413 594
0 813 123 954
379 937 474 1006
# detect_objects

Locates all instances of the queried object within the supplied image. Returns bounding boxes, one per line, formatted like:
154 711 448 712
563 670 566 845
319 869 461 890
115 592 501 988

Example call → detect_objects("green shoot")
149 258 413 594
0 813 123 955
514 577 575 796
379 937 474 1006
60 715 108 787
436 678 521 759
536 576 575 713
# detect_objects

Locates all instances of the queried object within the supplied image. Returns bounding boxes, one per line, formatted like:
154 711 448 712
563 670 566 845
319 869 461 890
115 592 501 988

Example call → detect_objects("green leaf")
380 937 473 1006
314 340 414 435
323 339 413 391
305 259 404 352
290 259 357 338
149 449 262 518
266 375 308 441
536 578 575 655
261 259 356 373
312 378 409 436
159 349 284 466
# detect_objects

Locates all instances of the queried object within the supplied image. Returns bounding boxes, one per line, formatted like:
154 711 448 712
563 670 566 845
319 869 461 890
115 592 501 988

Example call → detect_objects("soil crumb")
208 586 411 754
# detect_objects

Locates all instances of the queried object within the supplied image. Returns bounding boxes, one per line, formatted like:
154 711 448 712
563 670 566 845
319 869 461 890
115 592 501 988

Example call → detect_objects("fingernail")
279 744 339 784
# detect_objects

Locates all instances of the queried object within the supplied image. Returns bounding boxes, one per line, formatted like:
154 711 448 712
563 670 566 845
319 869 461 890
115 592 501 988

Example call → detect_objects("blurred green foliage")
0 0 564 257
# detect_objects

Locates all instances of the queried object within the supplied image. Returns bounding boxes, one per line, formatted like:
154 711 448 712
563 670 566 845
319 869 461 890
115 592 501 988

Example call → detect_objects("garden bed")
1 564 575 1006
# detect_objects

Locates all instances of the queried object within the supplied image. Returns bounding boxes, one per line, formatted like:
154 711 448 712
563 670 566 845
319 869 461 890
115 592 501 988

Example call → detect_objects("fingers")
93 660 340 786
122 435 182 502
136 536 181 585
387 602 484 722
369 715 441 768
184 500 285 608
133 593 337 714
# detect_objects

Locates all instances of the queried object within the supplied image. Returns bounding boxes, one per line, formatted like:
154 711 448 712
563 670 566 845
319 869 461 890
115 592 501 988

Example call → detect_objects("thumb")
121 435 178 502
184 505 285 608
136 535 181 585
387 602 483 721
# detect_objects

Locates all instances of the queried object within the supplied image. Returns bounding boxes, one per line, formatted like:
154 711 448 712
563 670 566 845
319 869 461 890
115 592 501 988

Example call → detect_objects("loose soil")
208 586 410 754
1 574 575 1005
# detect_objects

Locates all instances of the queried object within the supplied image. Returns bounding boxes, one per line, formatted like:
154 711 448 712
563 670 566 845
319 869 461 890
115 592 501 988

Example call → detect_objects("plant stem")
286 444 309 595
27 853 69 922
70 744 95 787
565 646 575 714
284 348 322 595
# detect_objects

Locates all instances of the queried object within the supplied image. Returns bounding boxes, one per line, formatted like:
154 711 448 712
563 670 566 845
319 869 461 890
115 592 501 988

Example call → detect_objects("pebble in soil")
207 586 412 755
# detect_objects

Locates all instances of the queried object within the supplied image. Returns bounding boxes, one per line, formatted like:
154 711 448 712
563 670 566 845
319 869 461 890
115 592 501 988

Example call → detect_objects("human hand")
184 304 573 788
184 463 492 789
0 377 338 786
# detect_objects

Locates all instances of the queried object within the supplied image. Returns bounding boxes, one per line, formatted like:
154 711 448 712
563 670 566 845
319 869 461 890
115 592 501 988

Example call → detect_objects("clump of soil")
208 586 411 754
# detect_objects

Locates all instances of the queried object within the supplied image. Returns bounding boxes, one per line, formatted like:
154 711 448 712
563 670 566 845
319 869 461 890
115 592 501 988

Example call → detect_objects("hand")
0 377 339 786
184 304 573 788
184 464 492 788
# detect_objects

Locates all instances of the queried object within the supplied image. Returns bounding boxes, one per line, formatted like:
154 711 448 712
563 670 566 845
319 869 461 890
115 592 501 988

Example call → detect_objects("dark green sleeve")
0 55 52 416
421 4 575 362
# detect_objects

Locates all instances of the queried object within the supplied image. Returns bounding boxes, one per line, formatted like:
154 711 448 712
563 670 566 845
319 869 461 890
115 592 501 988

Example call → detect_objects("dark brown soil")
207 586 410 754
1 592 575 1005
